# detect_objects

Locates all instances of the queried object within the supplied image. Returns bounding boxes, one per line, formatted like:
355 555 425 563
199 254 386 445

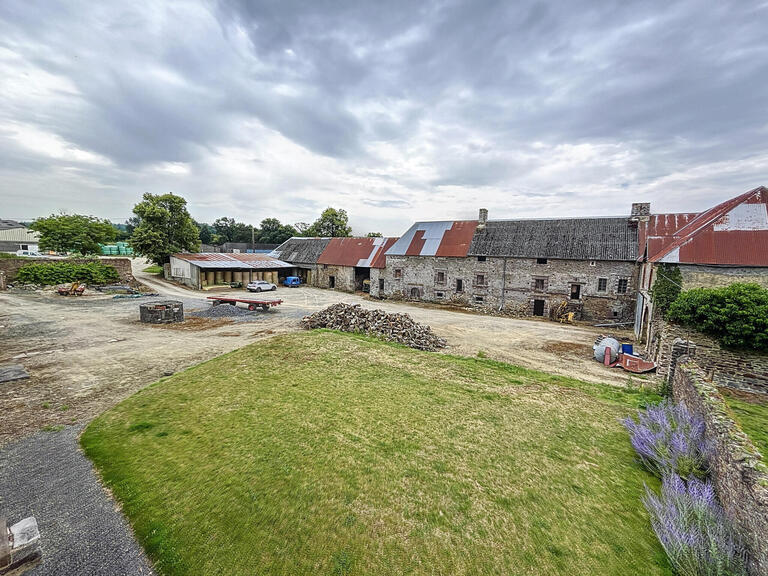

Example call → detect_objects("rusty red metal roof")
316 237 399 268
172 253 293 269
386 220 478 257
649 186 768 265
639 212 698 260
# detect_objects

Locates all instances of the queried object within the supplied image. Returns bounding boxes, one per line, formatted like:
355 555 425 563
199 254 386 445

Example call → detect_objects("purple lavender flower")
623 399 711 479
643 474 747 576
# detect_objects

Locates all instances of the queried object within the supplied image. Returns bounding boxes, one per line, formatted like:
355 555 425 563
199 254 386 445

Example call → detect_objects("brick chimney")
477 208 488 231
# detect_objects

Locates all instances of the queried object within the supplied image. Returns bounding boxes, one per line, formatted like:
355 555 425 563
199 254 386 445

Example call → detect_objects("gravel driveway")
0 426 154 575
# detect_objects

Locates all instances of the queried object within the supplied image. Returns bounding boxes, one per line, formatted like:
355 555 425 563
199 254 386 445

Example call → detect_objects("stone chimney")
477 208 488 231
629 202 650 226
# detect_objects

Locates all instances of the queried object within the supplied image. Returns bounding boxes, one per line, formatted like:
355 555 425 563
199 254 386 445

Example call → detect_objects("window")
20 244 29 250
589 260 596 267
475 274 485 286
394 268 402 279
617 278 628 294
322 264 328 269
597 278 607 292
436 291 445 299
172 268 183 277
410 287 421 298
534 278 546 291
456 278 464 292
435 270 446 284
379 279 384 291
477 255 487 262
536 258 548 264
570 284 581 300
474 295 484 304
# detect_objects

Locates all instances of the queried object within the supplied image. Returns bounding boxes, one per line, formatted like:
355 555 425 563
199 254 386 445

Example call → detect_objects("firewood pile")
301 303 447 351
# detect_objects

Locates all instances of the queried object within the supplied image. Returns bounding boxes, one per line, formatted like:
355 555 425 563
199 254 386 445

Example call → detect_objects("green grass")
82 331 670 576
142 264 164 274
722 391 768 458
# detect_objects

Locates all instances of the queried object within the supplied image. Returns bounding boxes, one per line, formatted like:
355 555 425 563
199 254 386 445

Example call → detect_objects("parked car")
246 280 277 293
15 250 42 257
283 276 302 287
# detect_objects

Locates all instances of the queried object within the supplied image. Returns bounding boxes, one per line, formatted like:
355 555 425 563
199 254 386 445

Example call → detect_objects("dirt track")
0 258 642 444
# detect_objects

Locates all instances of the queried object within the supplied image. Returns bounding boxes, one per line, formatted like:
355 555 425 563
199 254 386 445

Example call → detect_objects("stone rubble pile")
301 303 447 351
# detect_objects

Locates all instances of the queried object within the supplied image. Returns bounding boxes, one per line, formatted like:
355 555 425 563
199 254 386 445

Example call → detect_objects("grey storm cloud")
0 0 767 233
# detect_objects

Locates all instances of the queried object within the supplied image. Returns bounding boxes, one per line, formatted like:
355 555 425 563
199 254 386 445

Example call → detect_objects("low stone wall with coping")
672 360 768 575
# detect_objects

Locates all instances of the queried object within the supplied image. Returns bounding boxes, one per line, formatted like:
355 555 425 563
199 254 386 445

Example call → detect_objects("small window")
589 260 596 267
474 295 484 303
536 258 548 264
322 264 328 269
436 270 446 284
20 244 29 250
476 274 485 286
617 278 628 294
456 278 464 292
534 278 545 291
613 310 619 317
379 279 384 291
570 284 581 300
173 268 183 277
477 255 486 262
394 268 402 279
597 278 607 292
435 291 445 299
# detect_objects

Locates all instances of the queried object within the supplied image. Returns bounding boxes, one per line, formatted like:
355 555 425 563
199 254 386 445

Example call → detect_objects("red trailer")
206 296 282 311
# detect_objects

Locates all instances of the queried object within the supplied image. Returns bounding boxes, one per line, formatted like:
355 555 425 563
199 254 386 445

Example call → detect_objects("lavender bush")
644 474 747 576
623 399 711 479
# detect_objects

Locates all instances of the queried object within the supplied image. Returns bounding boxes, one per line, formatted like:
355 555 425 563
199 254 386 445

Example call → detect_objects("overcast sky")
1 1 767 236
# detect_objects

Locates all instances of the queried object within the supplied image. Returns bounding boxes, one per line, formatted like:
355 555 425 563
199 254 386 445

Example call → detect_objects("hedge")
16 261 120 285
667 283 768 351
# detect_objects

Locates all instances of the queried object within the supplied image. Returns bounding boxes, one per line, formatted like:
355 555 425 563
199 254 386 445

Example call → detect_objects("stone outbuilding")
316 236 397 292
374 209 641 321
269 237 331 285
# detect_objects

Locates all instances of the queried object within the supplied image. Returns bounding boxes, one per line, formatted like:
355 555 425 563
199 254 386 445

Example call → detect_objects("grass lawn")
721 390 768 458
82 331 670 576
142 264 164 274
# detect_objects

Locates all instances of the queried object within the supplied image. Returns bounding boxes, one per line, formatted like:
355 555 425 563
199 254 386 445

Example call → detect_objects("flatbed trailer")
206 296 283 311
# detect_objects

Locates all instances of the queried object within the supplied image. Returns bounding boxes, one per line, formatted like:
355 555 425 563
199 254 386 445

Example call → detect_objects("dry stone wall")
376 255 637 320
314 264 355 292
673 361 768 575
652 318 768 395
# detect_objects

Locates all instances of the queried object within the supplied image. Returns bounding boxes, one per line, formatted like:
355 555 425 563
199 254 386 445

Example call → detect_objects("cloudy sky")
1 1 766 236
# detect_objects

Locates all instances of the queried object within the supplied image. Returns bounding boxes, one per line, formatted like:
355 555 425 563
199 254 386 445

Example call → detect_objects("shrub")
16 261 120 285
623 400 710 480
667 283 768 351
643 474 747 576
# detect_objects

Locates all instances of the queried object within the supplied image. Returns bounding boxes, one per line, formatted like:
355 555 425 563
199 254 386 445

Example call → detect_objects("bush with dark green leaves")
16 261 120 286
667 283 768 351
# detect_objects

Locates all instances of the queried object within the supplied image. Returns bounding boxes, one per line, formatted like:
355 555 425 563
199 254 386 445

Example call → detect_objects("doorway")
533 299 545 316
570 284 581 300
329 275 336 289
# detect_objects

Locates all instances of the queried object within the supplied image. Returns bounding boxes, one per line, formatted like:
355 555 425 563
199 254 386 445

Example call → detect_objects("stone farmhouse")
635 185 768 340
372 208 641 321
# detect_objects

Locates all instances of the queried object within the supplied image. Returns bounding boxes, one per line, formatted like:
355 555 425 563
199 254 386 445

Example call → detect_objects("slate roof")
269 237 332 265
469 217 639 261
386 221 478 257
317 237 398 268
649 186 768 266
0 220 24 230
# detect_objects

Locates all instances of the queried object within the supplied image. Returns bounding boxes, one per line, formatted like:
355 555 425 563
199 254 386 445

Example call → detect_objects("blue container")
621 344 634 355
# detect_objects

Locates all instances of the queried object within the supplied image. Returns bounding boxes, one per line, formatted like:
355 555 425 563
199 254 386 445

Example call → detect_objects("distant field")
142 264 163 274
82 331 670 575
722 390 768 458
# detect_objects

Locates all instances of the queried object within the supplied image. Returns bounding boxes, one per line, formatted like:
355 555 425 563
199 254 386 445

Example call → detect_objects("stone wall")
314 264 356 292
375 254 637 320
651 318 768 395
0 257 135 285
672 361 768 575
679 264 768 290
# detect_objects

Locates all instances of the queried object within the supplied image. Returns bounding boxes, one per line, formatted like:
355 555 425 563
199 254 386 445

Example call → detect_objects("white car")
16 250 43 257
246 280 277 293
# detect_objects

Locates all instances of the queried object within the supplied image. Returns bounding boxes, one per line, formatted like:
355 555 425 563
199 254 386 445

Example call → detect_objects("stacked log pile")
301 303 447 351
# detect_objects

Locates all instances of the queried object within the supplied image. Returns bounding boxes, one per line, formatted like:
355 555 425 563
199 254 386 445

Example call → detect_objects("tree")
30 213 116 255
212 217 254 244
195 221 214 245
257 218 298 244
306 207 352 237
650 264 682 314
130 193 200 265
295 222 311 236
366 232 383 237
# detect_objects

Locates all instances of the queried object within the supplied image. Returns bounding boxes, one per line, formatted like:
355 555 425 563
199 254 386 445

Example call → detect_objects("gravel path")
0 426 154 575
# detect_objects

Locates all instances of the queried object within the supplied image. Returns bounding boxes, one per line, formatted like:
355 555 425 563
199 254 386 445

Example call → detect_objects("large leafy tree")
30 213 116 255
212 217 253 244
130 193 200 265
257 218 297 244
306 207 352 237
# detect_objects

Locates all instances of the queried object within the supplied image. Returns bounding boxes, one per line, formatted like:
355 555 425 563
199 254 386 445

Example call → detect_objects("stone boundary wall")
651 317 768 395
673 361 768 575
0 257 135 285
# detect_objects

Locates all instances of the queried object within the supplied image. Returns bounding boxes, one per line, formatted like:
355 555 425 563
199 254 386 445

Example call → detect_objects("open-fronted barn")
269 237 331 285
168 253 294 289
